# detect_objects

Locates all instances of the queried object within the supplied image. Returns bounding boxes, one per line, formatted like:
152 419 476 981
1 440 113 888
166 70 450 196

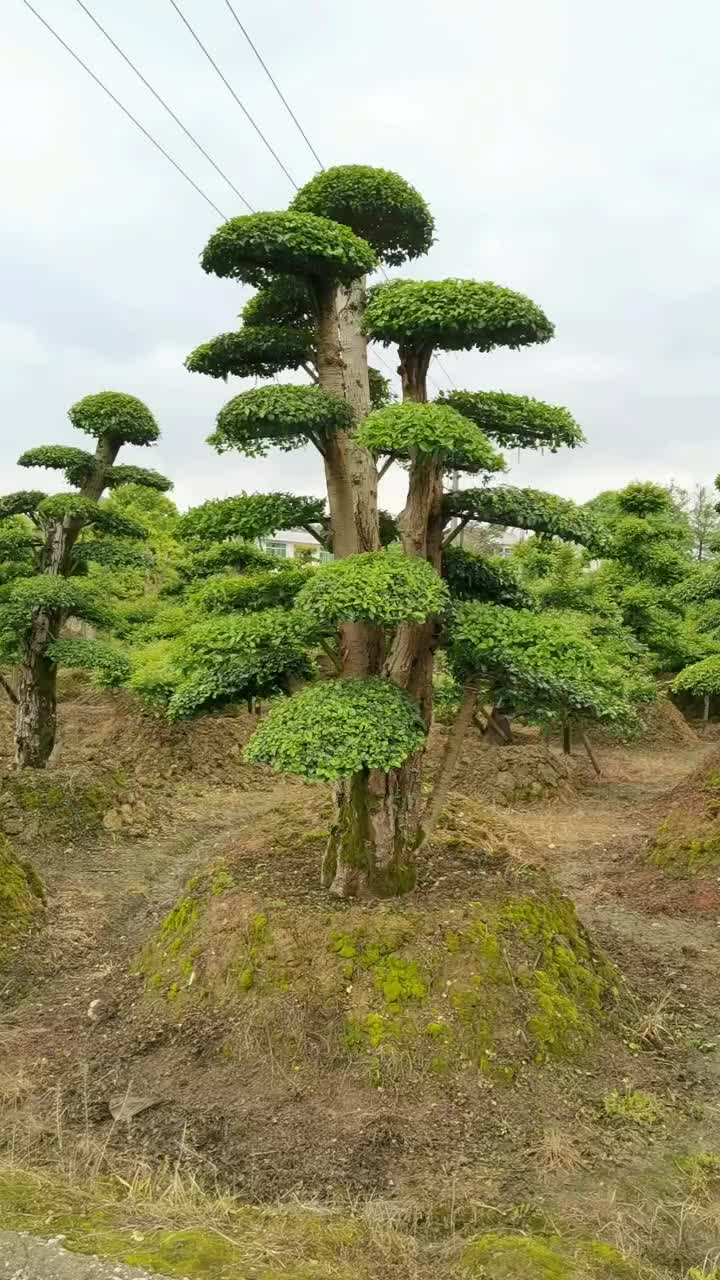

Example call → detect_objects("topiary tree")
672 654 720 721
585 482 703 672
0 393 169 767
185 163 598 898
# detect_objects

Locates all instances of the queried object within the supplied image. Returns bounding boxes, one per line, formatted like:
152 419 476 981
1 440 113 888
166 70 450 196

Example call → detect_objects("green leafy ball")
201 211 377 287
355 402 505 473
296 550 449 627
185 326 314 380
438 391 584 452
244 677 427 781
364 279 554 352
208 384 354 457
617 482 675 517
291 164 434 267
672 655 720 697
68 392 159 445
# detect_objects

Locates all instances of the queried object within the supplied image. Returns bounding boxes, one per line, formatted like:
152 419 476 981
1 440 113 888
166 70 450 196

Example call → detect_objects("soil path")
0 1232 169 1279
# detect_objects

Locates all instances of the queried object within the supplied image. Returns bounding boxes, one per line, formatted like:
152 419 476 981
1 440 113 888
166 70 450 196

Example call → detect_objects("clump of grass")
604 1089 666 1127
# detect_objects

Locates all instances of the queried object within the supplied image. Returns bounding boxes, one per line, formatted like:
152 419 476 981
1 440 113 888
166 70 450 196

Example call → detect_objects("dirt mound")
640 699 697 748
430 725 592 806
19 786 632 1205
647 749 720 878
0 679 275 815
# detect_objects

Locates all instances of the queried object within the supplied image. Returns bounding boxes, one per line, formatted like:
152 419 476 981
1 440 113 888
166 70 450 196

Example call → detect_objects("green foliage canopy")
68 392 159 446
36 495 146 540
166 608 315 720
208 385 353 457
296 551 449 627
104 465 172 492
0 492 47 520
444 486 609 552
46 637 130 688
189 565 312 615
355 403 505 474
438 391 584 452
178 493 326 544
672 655 720 697
201 211 377 288
364 279 554 352
241 276 312 329
245 677 427 781
185 326 314 380
18 446 96 488
442 546 534 608
449 603 648 731
290 165 434 267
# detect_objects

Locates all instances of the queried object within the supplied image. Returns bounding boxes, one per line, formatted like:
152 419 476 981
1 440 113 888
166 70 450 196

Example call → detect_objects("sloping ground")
0 834 43 971
2 692 720 1278
648 748 720 876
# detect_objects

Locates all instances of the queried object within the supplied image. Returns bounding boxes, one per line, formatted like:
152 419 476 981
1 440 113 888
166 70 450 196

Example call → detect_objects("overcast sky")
2 0 719 514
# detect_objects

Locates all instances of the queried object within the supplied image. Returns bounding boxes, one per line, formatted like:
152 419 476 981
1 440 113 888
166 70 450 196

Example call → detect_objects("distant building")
259 528 332 562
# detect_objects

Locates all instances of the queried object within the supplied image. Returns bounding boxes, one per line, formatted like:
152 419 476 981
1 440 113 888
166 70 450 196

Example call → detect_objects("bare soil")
1 690 720 1276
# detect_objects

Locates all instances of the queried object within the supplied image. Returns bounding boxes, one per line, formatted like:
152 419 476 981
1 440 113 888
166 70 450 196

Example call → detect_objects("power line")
72 0 253 212
22 0 228 221
167 0 299 190
433 354 456 388
222 1 324 171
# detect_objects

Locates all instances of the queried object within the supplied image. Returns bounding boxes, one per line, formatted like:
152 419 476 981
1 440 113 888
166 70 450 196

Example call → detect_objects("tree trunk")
15 633 58 769
313 278 381 678
704 694 711 722
562 721 572 755
322 762 422 898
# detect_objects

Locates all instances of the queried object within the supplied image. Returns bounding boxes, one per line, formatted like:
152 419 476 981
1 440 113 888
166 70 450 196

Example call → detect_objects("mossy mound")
138 853 620 1085
0 1168 424 1279
0 1171 669 1279
0 771 113 847
0 834 43 968
648 750 720 874
463 1232 653 1278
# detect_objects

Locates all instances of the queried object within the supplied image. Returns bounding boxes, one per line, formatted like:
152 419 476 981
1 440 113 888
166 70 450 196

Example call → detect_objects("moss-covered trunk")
15 617 58 769
322 765 421 898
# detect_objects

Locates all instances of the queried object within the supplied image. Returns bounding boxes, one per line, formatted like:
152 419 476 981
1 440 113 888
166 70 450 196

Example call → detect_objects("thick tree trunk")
314 278 381 678
322 761 423 897
15 629 58 769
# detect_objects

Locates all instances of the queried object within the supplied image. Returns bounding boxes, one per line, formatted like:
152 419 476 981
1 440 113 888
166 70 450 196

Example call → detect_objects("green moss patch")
648 752 720 874
1 772 112 845
0 834 43 968
0 1168 414 1279
463 1232 653 1278
138 864 620 1085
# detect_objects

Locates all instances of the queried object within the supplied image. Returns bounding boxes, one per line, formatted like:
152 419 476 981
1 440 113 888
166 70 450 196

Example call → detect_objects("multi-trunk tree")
182 163 608 898
0 393 169 767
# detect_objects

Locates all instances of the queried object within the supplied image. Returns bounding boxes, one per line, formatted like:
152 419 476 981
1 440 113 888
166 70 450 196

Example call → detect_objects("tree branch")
305 430 327 458
302 361 320 385
441 514 470 549
377 455 396 480
318 637 342 672
301 523 329 548
0 672 18 705
417 684 478 851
